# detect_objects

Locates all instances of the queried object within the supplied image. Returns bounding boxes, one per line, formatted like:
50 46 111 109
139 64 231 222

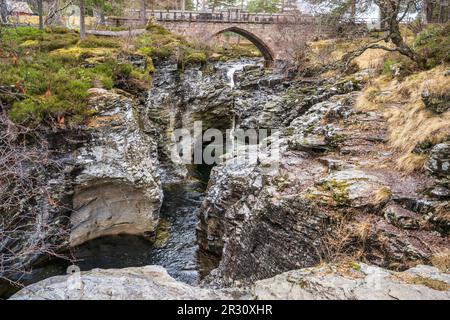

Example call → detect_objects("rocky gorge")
2 45 449 300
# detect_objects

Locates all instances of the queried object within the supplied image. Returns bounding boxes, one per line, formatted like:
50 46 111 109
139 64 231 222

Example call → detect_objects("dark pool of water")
1 175 217 299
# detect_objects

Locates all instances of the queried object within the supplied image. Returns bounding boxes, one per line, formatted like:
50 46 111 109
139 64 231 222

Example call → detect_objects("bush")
413 23 450 69
146 23 170 35
382 54 416 79
184 51 207 66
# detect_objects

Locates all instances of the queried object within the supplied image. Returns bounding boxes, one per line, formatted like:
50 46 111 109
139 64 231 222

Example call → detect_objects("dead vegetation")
356 65 450 172
430 249 450 273
0 114 70 285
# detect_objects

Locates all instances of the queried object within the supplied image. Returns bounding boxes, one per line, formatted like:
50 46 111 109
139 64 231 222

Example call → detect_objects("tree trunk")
98 8 106 26
0 0 8 24
79 0 86 40
351 0 356 22
38 0 44 30
426 0 434 23
140 0 147 24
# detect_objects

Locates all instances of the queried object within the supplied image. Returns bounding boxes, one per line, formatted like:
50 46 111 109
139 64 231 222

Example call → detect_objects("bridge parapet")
140 9 319 25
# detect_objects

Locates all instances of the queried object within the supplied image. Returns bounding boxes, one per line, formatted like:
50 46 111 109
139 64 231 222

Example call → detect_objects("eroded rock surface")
198 71 450 286
11 264 449 300
70 89 163 247
253 264 450 300
10 265 244 300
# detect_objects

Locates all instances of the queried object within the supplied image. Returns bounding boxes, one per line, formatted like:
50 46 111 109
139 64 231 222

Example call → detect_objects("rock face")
10 266 243 300
198 71 450 286
11 264 449 300
70 89 163 247
253 264 450 300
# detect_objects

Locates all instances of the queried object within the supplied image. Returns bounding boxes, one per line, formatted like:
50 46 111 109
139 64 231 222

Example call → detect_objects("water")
222 58 262 88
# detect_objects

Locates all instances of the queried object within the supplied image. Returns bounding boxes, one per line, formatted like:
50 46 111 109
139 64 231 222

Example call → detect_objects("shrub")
146 23 170 35
184 51 207 66
413 23 450 69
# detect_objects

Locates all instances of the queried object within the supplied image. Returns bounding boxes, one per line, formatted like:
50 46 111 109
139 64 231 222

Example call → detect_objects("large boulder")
70 89 163 247
10 266 243 300
10 264 449 300
253 264 450 300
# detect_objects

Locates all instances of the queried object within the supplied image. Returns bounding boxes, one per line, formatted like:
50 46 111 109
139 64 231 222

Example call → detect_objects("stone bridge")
149 10 325 64
109 10 376 64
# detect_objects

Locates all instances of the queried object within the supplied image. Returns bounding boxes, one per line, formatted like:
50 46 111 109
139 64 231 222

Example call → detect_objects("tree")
247 0 281 13
306 0 427 69
208 0 238 11
80 0 86 39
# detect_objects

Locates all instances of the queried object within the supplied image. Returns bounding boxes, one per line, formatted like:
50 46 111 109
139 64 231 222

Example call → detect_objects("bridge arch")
214 26 275 65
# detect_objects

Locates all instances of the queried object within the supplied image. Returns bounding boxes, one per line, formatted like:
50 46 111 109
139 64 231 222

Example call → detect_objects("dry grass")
356 65 450 172
354 48 389 70
431 249 450 273
394 273 450 291
395 153 428 173
373 186 392 205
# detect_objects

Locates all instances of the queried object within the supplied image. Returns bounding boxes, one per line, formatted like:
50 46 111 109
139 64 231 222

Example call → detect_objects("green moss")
350 261 362 271
149 219 171 247
0 27 127 125
184 51 207 66
318 179 351 206
79 36 122 49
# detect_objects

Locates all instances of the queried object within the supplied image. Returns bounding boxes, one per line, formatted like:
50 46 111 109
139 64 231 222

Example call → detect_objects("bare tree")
340 0 426 69
306 0 428 70
46 0 73 25
0 114 70 285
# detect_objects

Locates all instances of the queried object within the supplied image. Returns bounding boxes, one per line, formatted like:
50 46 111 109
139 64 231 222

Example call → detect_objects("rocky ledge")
11 264 449 300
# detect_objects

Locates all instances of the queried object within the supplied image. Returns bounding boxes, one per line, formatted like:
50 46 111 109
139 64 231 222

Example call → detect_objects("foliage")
247 0 281 13
413 23 450 69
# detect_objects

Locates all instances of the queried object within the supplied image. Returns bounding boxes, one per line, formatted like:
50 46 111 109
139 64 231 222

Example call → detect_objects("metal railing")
144 10 318 24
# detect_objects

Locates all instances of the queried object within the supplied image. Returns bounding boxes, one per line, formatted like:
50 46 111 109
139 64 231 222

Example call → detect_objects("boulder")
10 264 449 300
383 204 422 230
10 266 243 300
253 264 450 300
422 89 450 114
426 142 450 177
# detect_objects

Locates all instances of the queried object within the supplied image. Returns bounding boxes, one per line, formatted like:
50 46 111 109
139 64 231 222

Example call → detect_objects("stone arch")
214 26 275 65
